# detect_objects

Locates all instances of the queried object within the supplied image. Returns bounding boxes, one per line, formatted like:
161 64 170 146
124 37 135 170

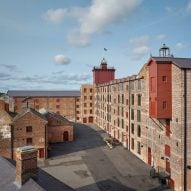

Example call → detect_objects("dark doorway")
39 148 44 158
166 159 170 173
83 118 87 123
148 147 151 166
63 131 69 141
89 116 93 123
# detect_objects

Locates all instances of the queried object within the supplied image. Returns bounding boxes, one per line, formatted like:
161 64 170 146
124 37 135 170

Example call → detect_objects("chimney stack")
15 146 38 186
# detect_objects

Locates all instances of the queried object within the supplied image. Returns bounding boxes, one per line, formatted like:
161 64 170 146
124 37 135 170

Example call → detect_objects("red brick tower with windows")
92 58 115 84
148 44 172 119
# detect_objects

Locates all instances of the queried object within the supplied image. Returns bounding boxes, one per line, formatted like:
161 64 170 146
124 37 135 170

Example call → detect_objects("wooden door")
148 147 151 166
63 131 69 141
166 159 170 173
39 148 44 158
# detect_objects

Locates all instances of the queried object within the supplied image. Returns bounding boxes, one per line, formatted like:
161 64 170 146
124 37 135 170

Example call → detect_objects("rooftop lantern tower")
159 44 171 57
92 58 115 85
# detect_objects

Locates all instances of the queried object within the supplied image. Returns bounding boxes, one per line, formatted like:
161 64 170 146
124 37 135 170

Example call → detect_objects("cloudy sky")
0 0 191 92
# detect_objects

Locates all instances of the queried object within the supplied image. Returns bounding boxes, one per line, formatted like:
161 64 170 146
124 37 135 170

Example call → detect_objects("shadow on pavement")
36 168 75 191
76 179 136 191
48 123 105 158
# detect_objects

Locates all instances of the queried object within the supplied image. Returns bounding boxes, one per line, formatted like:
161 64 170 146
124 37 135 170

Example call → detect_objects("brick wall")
80 84 94 123
12 111 48 160
0 109 12 158
11 96 80 121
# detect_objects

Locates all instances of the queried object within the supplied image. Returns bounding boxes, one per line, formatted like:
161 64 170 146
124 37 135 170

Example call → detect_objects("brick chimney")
15 146 38 185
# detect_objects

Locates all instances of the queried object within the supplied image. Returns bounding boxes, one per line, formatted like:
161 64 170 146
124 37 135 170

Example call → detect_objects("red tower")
92 58 115 84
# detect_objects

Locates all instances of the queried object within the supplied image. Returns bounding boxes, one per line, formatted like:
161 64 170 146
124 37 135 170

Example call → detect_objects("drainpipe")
128 81 131 151
11 125 14 160
184 69 187 191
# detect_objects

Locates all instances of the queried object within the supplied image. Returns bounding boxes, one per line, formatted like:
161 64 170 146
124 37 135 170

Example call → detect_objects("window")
126 99 129 105
26 126 32 132
131 138 134 150
138 94 141 106
162 76 167 82
117 118 120 127
131 109 134 120
138 79 141 90
137 125 141 137
137 110 141 122
126 125 128 132
131 94 134 105
137 141 141 154
56 98 60 102
56 105 60 109
121 107 124 117
130 81 134 90
77 105 79 108
84 103 87 107
131 123 134 134
90 88 93 93
122 94 124 104
35 99 39 103
76 111 80 114
118 95 120 103
84 110 87 114
84 88 87 93
126 112 128 118
118 106 120 115
26 138 32 145
163 101 167 109
84 96 87 100
90 103 92 107
90 109 92 114
121 119 124 129
90 96 92 100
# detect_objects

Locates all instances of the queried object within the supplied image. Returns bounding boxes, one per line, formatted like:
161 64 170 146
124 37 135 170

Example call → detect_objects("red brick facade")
12 109 48 160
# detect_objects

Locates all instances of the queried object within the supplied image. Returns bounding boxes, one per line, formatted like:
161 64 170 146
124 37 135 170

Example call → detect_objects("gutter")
184 69 187 191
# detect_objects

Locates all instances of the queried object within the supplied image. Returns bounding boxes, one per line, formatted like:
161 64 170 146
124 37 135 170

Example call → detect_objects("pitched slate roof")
13 107 47 122
0 157 44 191
7 90 81 97
151 57 191 69
0 157 75 191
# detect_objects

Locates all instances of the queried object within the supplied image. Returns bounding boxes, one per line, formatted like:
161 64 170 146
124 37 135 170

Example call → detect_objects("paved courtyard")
39 123 167 191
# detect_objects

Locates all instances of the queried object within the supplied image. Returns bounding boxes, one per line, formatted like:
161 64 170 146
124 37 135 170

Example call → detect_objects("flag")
104 48 108 51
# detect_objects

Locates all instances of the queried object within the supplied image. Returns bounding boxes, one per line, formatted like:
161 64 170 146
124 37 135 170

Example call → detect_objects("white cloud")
176 42 186 49
67 31 90 47
54 55 70 65
129 35 150 60
156 34 166 40
187 1 191 13
44 9 67 24
79 0 142 34
43 0 142 46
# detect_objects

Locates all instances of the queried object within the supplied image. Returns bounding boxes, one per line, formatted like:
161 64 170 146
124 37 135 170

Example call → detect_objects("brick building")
43 110 73 143
80 84 94 123
92 45 191 191
12 108 48 160
7 90 81 122
0 106 74 160
0 108 12 158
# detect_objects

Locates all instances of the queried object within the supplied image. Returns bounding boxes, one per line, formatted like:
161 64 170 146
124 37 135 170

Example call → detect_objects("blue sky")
0 0 191 92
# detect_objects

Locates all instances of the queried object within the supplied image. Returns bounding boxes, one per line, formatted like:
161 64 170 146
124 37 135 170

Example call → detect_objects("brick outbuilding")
43 110 73 143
